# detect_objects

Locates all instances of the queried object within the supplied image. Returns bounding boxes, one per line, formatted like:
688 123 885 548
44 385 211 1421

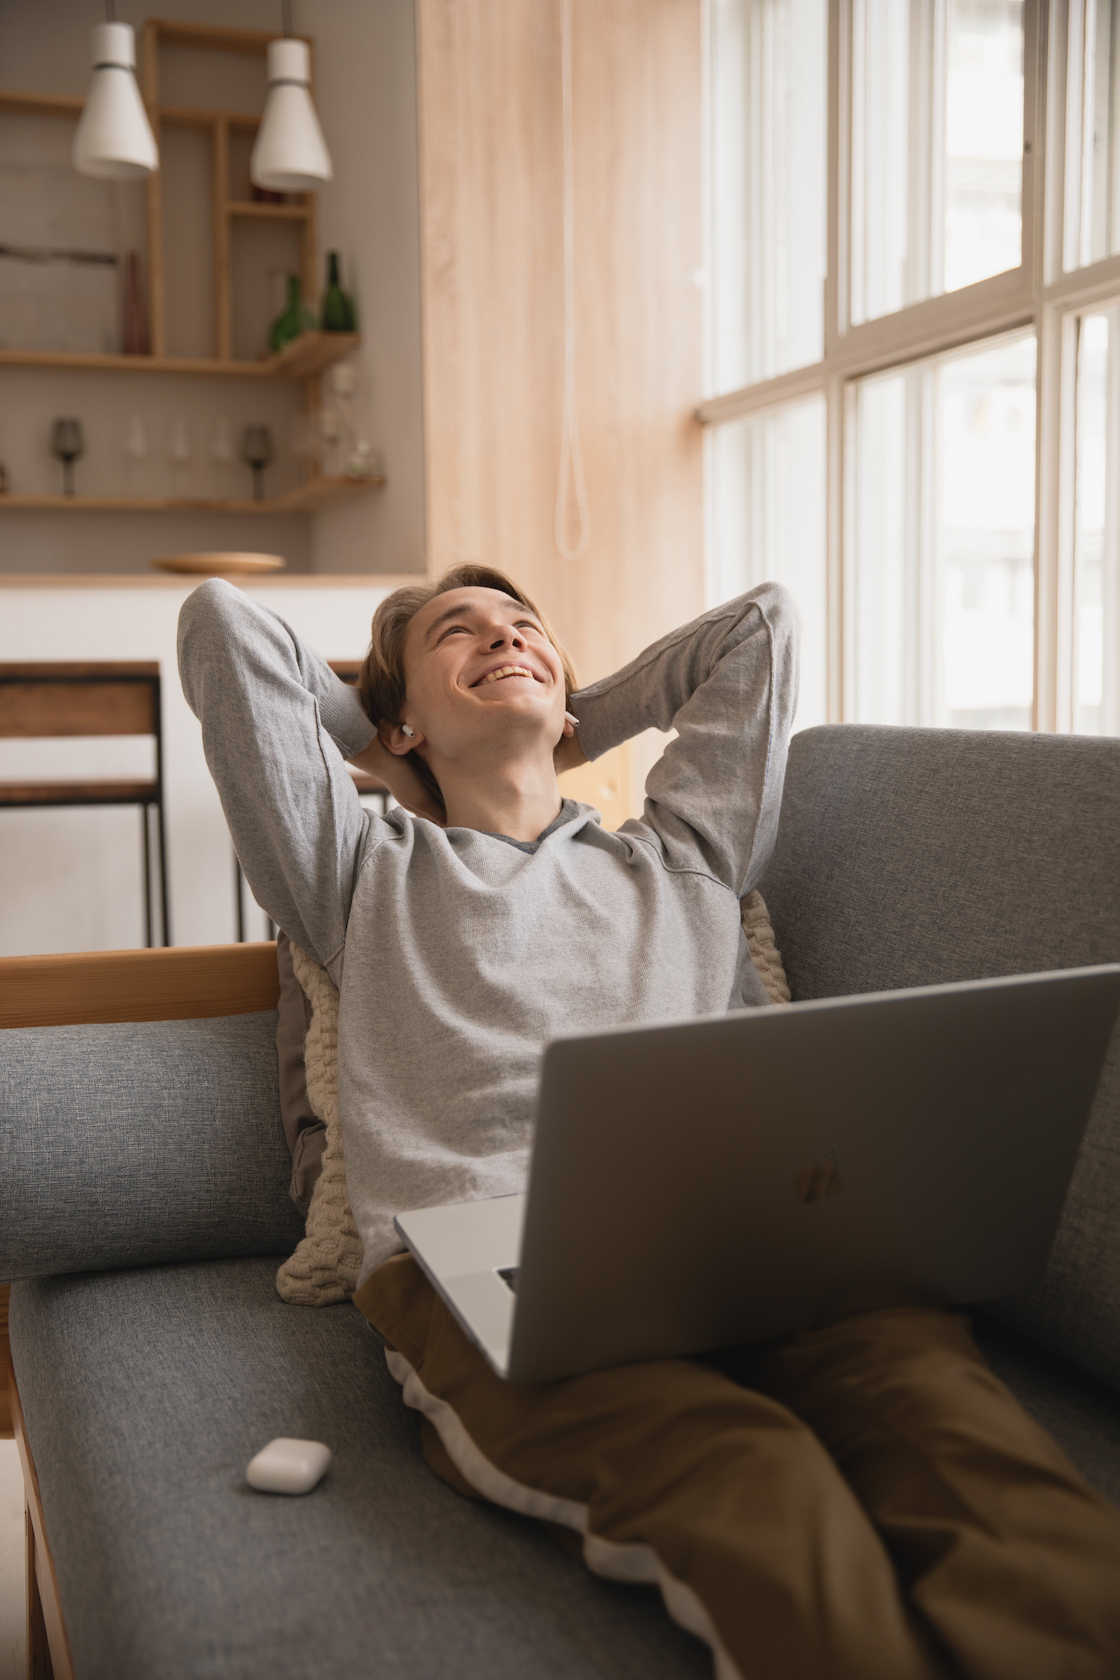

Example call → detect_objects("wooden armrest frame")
9 1367 73 1680
0 941 280 1030
1 942 281 1679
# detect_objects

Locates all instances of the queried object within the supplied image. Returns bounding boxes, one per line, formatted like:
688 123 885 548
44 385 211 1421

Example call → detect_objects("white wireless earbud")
564 711 580 727
401 724 416 739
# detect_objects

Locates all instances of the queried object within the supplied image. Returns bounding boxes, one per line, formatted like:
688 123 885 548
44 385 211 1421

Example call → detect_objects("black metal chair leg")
156 795 171 947
234 852 245 944
142 804 153 949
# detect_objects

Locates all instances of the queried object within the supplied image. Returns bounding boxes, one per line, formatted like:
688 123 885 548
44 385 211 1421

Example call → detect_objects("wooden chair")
0 663 170 948
232 660 387 943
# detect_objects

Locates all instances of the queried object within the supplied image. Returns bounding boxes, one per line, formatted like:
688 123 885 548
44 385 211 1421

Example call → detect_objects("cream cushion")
275 942 363 1305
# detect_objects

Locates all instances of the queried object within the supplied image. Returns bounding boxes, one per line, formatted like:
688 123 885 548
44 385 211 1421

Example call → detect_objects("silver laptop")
395 966 1120 1384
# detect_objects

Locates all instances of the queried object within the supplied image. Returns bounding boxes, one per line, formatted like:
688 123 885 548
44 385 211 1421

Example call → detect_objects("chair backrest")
0 663 160 739
761 723 1120 1394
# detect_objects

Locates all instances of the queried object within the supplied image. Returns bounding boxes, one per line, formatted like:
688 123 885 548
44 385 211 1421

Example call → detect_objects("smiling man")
178 564 795 1274
178 566 1120 1680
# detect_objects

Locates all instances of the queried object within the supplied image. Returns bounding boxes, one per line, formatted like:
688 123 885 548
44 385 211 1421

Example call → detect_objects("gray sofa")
4 723 1120 1680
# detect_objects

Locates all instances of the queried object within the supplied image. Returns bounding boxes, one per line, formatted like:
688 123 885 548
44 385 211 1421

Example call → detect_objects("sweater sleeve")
570 583 799 896
177 579 379 976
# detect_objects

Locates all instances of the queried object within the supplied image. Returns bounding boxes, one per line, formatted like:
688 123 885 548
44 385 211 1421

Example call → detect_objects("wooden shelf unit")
0 23 370 516
0 333 360 380
0 475 384 516
139 20 321 367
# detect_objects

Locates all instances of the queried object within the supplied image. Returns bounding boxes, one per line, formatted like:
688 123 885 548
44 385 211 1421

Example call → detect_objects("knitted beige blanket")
276 890 791 1306
275 943 364 1305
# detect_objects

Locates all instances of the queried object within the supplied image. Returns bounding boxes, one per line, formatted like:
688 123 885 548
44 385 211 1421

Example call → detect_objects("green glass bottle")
269 275 316 353
321 251 356 333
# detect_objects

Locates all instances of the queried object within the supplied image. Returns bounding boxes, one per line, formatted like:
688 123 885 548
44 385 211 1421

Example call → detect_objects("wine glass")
211 418 235 465
240 424 273 502
51 418 85 497
124 414 149 461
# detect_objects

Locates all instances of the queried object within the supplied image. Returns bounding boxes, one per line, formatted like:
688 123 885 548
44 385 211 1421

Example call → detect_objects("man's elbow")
742 581 801 654
176 578 241 711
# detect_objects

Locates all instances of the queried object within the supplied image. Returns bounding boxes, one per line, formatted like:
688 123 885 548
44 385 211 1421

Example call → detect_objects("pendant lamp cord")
282 0 293 38
554 0 591 562
104 0 116 18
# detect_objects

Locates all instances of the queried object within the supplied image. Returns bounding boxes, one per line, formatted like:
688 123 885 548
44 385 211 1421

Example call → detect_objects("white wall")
0 0 425 578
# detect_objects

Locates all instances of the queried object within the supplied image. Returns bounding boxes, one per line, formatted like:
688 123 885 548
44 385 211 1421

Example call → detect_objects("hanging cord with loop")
554 0 591 562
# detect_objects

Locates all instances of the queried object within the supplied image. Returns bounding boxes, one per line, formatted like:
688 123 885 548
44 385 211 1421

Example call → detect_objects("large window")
709 397 828 728
704 0 1120 739
710 0 827 389
851 0 1025 323
852 332 1036 728
1073 309 1120 732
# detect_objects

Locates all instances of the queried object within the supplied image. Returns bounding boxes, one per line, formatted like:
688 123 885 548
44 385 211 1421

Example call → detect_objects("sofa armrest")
0 942 280 1031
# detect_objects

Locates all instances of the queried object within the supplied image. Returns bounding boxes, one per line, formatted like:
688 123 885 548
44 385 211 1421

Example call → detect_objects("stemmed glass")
240 425 274 502
51 418 85 497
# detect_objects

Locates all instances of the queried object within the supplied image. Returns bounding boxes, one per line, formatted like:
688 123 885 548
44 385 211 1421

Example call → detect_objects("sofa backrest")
0 943 296 1287
1 1012 303 1280
761 723 1120 1391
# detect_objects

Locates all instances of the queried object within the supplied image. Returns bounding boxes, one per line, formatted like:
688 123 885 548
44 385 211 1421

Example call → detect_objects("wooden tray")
149 552 286 575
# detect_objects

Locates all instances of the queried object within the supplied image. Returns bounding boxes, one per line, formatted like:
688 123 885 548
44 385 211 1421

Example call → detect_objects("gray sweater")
178 579 799 1280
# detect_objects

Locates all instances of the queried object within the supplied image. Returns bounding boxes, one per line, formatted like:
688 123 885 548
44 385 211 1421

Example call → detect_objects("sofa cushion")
970 1316 1120 1508
0 1012 303 1278
11 1267 1118 1680
760 724 1120 1393
9 1259 711 1680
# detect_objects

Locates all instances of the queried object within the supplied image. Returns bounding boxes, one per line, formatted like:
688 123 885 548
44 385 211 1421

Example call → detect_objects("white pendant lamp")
73 21 158 181
250 37 333 194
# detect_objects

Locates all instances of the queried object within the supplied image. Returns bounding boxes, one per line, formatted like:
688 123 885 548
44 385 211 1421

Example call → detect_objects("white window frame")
698 0 1120 734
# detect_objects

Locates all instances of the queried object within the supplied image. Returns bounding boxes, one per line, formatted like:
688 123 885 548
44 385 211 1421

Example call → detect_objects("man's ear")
379 719 425 757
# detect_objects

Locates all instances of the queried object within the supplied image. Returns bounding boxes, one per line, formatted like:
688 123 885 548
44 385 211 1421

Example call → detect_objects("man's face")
391 587 567 762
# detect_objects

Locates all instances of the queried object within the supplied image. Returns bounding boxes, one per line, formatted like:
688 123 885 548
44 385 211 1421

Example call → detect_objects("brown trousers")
355 1254 1120 1680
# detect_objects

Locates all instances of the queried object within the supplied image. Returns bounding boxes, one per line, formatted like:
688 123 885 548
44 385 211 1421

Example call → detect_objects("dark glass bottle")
269 275 316 353
321 251 356 332
122 250 150 356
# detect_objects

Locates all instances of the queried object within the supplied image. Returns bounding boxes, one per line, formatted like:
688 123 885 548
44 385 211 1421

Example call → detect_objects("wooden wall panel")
416 0 705 688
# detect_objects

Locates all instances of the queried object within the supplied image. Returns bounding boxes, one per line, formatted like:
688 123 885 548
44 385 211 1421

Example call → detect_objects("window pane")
1065 3 1120 270
709 0 826 392
1074 311 1120 733
850 0 1024 326
852 333 1036 728
709 396 827 730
